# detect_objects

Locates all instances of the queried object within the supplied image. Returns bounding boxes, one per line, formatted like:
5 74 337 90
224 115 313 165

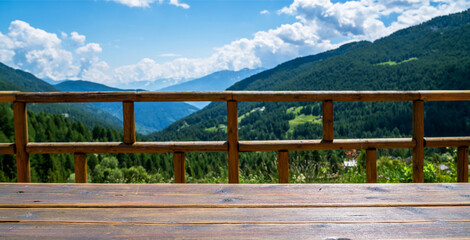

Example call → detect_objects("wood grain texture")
1 183 469 208
277 150 289 183
1 222 469 240
12 90 470 103
426 137 470 148
227 100 239 184
74 153 87 183
0 91 16 102
122 101 135 144
322 100 334 141
457 147 469 182
26 142 227 154
0 183 469 239
0 143 15 154
366 149 377 183
412 100 424 183
13 101 30 183
1 207 469 224
174 152 185 183
239 138 415 152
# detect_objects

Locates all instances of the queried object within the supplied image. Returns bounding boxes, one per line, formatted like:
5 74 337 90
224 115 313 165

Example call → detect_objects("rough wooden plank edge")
26 142 228 154
0 91 17 102
425 137 470 148
0 143 15 154
1 202 470 209
239 138 415 152
11 90 470 103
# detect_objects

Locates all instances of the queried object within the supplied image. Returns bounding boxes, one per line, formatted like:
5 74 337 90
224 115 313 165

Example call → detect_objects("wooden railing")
0 90 469 184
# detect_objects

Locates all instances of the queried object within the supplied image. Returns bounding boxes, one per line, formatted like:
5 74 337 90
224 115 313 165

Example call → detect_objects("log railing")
0 90 469 184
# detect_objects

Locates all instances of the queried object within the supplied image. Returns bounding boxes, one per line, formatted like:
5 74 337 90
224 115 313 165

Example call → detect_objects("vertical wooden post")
174 152 185 183
322 100 334 142
412 100 424 183
457 147 469 182
123 101 136 144
366 148 377 183
227 100 239 184
13 102 30 183
278 150 289 183
74 153 87 183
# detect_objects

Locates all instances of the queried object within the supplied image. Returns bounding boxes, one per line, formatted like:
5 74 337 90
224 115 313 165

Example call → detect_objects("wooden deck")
1 183 469 239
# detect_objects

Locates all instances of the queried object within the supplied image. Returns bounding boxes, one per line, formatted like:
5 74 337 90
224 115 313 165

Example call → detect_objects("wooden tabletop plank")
1 183 469 208
1 222 469 239
1 207 469 224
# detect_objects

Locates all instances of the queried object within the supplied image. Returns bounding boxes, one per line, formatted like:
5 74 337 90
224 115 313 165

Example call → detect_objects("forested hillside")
0 63 122 130
160 68 263 108
55 80 199 134
152 10 470 143
1 11 468 184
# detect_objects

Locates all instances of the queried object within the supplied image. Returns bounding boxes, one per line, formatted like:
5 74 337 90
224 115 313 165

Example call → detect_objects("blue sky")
0 0 469 89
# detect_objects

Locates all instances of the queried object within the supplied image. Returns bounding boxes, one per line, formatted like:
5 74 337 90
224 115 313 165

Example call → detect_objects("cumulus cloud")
112 0 470 88
1 1 469 88
169 0 190 9
70 32 86 46
0 20 109 82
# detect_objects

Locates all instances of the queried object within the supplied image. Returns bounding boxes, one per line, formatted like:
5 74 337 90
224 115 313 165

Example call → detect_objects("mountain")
55 80 199 134
151 10 470 143
159 68 264 108
55 80 144 92
0 63 122 130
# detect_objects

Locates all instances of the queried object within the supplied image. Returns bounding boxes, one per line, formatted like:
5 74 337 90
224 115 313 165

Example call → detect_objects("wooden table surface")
0 183 469 239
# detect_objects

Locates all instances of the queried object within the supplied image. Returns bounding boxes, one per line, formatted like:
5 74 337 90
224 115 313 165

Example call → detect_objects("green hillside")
152 10 470 143
0 63 122 130
55 80 199 134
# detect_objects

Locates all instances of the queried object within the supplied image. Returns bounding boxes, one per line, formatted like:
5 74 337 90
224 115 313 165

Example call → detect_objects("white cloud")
169 0 190 9
1 1 469 89
70 32 86 46
0 20 109 83
112 0 470 88
109 0 156 8
260 10 270 15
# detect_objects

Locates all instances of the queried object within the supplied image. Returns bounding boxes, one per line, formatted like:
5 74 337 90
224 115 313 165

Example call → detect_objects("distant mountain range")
0 62 123 130
55 80 199 134
0 64 263 135
159 68 264 108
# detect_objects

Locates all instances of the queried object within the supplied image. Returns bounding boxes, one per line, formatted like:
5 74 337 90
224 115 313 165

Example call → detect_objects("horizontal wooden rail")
2 90 470 103
26 142 227 154
239 138 415 152
1 90 469 184
0 91 17 102
425 137 470 148
0 143 15 154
